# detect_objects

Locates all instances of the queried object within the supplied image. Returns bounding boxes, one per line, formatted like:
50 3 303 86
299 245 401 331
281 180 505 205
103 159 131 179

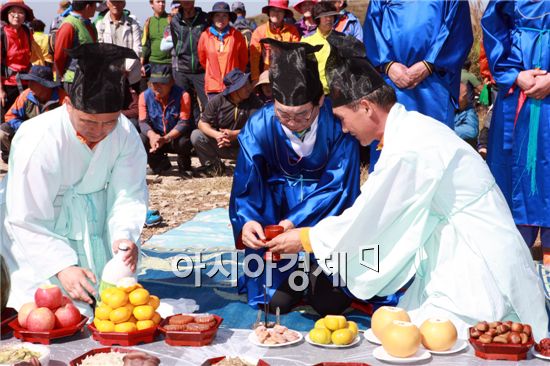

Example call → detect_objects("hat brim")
150 76 172 84
223 72 250 96
262 5 293 19
18 74 60 88
1 2 35 22
293 0 314 14
208 10 237 23
314 10 340 19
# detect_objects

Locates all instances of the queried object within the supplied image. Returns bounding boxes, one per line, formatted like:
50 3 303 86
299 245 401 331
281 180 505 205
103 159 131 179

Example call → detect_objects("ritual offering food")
213 357 255 366
159 313 223 346
253 324 301 346
380 320 421 358
307 315 358 347
419 318 458 351
535 338 550 357
468 320 534 361
371 306 410 339
0 343 49 365
71 348 160 366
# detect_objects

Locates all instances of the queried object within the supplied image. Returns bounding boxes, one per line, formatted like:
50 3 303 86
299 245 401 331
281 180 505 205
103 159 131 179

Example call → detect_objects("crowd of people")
0 0 549 340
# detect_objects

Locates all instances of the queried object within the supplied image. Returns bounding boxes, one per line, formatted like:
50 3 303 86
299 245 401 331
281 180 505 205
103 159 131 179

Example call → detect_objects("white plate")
373 346 431 364
533 349 550 361
364 328 381 345
305 333 361 348
0 342 50 366
248 330 303 348
427 339 468 355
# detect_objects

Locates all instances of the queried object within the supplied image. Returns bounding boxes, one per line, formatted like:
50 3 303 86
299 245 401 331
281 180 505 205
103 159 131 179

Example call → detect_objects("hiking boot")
147 158 172 175
193 162 225 178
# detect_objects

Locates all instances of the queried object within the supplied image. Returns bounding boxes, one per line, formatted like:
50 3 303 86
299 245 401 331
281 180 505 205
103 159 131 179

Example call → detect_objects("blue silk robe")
364 0 473 169
482 0 550 227
229 101 361 308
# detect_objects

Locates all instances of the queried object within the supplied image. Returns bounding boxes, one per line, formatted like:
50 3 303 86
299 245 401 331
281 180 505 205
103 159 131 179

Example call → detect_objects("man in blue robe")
363 0 473 167
482 0 550 266
229 39 360 314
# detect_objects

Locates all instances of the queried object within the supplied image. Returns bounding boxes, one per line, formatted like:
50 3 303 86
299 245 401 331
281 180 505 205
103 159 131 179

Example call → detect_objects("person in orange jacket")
249 0 300 83
198 2 248 99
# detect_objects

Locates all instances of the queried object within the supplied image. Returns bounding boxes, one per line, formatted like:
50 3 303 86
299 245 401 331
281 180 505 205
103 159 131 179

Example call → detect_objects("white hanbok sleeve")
310 151 443 300
106 127 147 245
5 146 78 280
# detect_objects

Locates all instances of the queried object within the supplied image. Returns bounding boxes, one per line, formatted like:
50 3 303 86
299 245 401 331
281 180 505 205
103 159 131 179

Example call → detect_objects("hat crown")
231 1 245 11
211 1 231 12
29 65 54 82
224 69 246 87
267 0 289 8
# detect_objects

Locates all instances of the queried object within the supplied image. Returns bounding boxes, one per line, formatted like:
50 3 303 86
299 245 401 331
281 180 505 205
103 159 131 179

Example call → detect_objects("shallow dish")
159 314 222 347
468 326 534 361
88 323 158 347
9 315 87 345
248 330 303 348
305 333 361 348
372 346 431 364
201 356 270 366
0 342 50 366
69 347 134 366
427 339 468 355
364 329 381 345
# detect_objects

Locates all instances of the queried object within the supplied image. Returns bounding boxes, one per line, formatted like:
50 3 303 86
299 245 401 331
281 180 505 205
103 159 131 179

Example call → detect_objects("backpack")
239 27 252 47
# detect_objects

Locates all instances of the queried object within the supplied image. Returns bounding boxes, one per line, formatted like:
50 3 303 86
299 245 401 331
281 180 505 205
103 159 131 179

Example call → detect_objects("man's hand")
113 239 139 273
516 69 547 91
0 88 6 107
220 129 239 142
406 62 431 89
278 219 294 232
241 221 266 249
56 266 97 304
525 72 550 100
148 132 164 153
387 62 413 89
267 229 303 254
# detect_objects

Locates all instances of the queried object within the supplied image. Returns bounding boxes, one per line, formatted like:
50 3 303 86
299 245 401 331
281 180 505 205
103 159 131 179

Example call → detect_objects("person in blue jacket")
229 39 360 315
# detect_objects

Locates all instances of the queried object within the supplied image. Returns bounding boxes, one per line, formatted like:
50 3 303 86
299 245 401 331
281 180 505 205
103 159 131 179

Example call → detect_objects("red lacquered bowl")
69 347 133 366
8 314 88 345
313 364 371 366
88 322 159 346
202 357 270 366
159 314 223 347
468 327 534 361
1 307 17 336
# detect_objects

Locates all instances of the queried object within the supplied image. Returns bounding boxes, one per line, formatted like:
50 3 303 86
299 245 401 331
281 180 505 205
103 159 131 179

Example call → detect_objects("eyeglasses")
275 106 316 124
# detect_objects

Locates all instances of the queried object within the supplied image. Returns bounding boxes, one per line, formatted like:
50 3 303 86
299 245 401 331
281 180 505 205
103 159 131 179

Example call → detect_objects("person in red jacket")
198 2 248 99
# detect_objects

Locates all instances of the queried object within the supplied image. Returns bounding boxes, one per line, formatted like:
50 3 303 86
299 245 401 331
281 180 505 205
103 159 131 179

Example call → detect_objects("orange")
114 322 137 333
109 306 131 324
152 312 162 325
94 305 112 321
133 305 155 321
136 320 155 330
148 295 160 310
96 320 116 332
103 288 128 308
129 288 150 306
128 315 138 323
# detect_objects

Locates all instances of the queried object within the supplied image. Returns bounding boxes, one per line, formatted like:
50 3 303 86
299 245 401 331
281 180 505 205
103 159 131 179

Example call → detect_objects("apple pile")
470 321 532 345
18 285 81 332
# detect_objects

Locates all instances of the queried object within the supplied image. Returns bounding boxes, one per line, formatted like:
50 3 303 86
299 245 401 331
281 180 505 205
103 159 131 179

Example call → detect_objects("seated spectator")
454 82 479 146
198 2 248 99
139 64 194 176
122 87 139 132
192 68 262 177
255 70 272 104
1 66 67 163
294 0 317 37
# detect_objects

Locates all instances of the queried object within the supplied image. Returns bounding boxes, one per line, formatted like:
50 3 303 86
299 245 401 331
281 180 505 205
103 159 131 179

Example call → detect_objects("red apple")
34 285 63 310
26 307 55 331
18 302 37 328
54 303 81 328
61 295 73 306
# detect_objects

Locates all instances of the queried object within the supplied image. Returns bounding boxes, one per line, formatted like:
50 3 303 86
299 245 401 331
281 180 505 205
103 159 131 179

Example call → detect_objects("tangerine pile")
93 282 161 333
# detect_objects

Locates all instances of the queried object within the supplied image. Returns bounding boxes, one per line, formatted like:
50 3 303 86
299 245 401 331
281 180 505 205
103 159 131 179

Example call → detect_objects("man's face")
268 8 285 26
7 6 26 27
28 81 52 102
83 2 98 19
151 0 166 14
212 13 230 30
318 15 335 34
274 100 318 132
152 80 173 99
180 0 194 11
107 0 126 17
333 103 376 146
231 80 253 102
66 98 120 144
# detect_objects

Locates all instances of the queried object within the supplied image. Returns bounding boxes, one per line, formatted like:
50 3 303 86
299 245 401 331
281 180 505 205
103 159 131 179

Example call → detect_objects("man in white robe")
0 43 147 316
267 34 549 340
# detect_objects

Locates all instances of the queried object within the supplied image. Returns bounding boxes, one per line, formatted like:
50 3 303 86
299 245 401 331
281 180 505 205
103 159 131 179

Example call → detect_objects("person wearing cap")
249 0 300 84
170 1 180 16
294 0 317 38
139 63 193 176
198 2 248 99
266 34 549 340
96 0 143 90
255 70 272 104
169 0 209 124
231 1 257 36
322 0 362 42
54 0 100 93
230 39 360 314
302 1 341 95
0 0 35 122
0 43 147 315
192 68 262 177
364 0 472 169
1 66 67 162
